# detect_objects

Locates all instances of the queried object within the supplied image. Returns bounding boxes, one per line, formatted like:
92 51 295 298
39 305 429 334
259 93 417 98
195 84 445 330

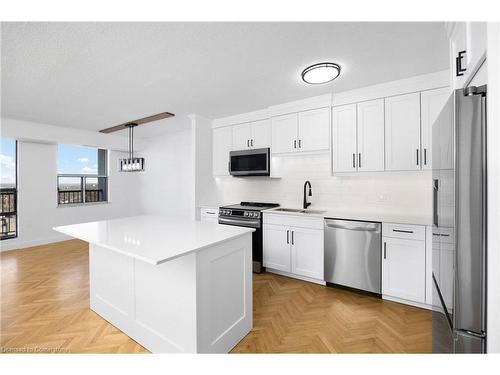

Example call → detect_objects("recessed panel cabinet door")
290 227 324 280
357 99 385 172
212 126 232 176
382 237 426 303
263 224 291 272
297 107 330 152
251 119 271 148
385 93 421 171
271 113 298 154
232 123 252 150
420 87 450 170
332 104 357 173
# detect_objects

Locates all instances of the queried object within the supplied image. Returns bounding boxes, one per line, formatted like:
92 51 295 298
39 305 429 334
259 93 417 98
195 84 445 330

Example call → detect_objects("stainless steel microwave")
229 148 270 176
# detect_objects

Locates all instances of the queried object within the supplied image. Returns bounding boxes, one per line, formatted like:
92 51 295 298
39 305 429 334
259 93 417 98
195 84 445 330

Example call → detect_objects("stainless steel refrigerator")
432 85 487 353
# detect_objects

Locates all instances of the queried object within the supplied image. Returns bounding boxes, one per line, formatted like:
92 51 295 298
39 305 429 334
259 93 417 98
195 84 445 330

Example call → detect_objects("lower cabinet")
263 215 324 282
382 223 426 305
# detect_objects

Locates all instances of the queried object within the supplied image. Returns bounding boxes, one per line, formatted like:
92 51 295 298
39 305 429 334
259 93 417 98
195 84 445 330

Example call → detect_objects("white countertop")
54 215 254 265
264 207 432 226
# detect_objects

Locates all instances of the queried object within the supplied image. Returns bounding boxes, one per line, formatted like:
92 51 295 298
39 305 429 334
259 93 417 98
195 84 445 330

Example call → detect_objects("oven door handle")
218 217 260 228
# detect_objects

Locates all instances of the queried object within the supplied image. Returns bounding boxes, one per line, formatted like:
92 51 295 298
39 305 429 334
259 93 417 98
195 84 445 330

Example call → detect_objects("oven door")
218 216 263 273
229 148 270 176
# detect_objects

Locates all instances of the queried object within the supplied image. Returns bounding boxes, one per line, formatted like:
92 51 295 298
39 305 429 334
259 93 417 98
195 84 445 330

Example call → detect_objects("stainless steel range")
219 202 279 273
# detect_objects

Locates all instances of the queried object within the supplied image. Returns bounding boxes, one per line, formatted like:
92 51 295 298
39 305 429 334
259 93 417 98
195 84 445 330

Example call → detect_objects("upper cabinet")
384 93 421 171
272 107 330 154
212 126 232 176
332 104 357 172
420 87 451 170
332 99 384 173
357 99 385 172
447 22 487 89
232 119 271 150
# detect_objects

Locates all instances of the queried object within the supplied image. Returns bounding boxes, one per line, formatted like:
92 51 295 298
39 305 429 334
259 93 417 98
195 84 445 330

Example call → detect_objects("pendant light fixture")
301 62 341 84
119 123 144 172
98 112 175 173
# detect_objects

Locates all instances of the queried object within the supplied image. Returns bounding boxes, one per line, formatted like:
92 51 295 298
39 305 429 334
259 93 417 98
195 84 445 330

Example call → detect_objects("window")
57 144 108 205
1 138 17 240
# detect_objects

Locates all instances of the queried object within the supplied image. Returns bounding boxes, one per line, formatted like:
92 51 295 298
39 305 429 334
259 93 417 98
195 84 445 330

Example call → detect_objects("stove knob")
244 212 249 217
251 212 256 217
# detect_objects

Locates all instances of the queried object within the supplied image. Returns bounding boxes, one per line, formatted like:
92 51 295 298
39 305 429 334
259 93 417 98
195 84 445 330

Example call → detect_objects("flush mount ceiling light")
301 62 341 85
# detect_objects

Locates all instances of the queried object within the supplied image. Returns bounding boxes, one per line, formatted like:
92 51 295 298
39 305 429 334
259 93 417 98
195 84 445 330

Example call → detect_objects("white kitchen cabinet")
263 214 324 282
263 224 291 272
232 119 271 150
212 126 232 176
384 93 421 171
271 113 298 154
290 227 324 280
272 108 330 154
332 103 357 172
200 207 219 223
382 235 426 304
297 107 330 152
357 99 385 172
232 123 252 150
420 87 450 171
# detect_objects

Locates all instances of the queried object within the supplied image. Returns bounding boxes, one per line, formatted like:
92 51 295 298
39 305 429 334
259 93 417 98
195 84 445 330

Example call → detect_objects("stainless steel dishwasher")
324 219 381 294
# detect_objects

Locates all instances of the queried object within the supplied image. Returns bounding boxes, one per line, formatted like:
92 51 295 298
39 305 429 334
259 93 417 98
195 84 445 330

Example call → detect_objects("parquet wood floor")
1 240 431 353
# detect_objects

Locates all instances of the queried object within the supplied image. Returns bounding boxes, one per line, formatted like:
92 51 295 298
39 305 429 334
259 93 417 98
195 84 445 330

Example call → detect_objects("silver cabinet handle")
294 140 297 149
291 230 294 245
287 230 289 244
392 229 414 234
352 153 356 168
424 148 427 165
298 139 301 148
384 242 387 259
416 149 419 165
358 153 361 168
251 139 253 147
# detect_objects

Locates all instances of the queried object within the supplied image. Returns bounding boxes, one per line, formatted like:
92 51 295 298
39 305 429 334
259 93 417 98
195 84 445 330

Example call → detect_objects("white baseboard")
265 268 326 286
0 235 71 252
382 295 432 310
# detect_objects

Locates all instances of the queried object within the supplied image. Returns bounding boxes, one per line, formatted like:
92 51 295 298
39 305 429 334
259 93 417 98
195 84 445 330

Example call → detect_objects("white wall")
136 127 194 218
210 154 431 218
1 140 141 251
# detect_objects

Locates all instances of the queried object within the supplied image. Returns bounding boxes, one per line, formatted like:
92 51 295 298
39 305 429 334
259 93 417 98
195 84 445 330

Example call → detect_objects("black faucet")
303 181 312 209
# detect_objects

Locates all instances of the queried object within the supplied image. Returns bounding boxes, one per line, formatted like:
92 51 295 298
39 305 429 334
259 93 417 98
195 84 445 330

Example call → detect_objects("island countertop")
54 215 254 265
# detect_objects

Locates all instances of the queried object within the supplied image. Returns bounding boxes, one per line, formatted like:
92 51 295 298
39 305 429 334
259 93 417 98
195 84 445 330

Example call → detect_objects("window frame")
56 146 108 206
1 139 18 240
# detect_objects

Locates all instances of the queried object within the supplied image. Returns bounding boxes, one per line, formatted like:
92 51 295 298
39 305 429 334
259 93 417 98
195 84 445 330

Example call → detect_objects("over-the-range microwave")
229 148 270 177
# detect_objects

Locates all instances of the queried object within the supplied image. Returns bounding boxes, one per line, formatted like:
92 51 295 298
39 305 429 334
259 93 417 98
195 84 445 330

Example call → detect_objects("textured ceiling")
1 22 448 137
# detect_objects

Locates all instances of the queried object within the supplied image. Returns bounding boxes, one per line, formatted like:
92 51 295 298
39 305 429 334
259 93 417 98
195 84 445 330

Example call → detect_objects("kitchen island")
54 215 254 353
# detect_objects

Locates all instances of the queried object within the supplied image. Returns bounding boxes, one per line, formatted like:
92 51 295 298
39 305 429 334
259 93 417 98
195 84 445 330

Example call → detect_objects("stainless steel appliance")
432 85 487 353
229 148 270 176
219 202 279 273
324 219 381 294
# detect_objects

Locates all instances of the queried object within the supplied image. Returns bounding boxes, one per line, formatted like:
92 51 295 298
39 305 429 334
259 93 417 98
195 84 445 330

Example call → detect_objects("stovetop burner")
221 202 280 211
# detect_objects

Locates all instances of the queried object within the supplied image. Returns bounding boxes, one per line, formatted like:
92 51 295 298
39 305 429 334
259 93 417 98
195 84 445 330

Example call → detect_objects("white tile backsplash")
211 153 432 219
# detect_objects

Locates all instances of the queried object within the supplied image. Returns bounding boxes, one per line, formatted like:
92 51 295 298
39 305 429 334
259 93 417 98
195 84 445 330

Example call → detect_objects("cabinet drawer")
200 207 219 217
432 227 455 244
263 213 323 230
382 223 425 241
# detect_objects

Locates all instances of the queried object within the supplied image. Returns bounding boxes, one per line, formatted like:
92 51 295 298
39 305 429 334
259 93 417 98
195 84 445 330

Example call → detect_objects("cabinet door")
212 126 232 176
232 123 252 150
385 93 421 171
332 104 357 173
297 107 330 152
290 227 324 280
263 224 291 272
271 113 298 154
420 87 450 170
251 119 271 148
357 99 385 172
382 237 426 303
